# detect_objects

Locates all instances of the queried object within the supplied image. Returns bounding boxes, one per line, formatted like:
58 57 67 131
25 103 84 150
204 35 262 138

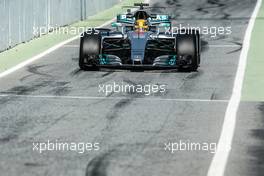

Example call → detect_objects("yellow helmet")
135 19 148 32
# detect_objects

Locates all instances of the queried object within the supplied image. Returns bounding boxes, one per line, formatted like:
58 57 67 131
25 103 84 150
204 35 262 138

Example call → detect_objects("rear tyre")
176 30 200 72
79 31 101 70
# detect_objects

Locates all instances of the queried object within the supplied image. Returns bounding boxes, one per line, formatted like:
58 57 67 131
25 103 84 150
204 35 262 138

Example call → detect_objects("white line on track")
207 0 262 176
207 45 241 48
62 45 79 48
0 94 228 103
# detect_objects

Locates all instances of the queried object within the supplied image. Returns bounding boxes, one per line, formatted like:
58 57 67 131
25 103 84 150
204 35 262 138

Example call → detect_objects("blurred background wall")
0 0 120 52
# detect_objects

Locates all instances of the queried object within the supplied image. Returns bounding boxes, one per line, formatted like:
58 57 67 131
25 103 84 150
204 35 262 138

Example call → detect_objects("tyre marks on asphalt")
106 98 133 120
101 71 115 78
183 71 204 80
0 134 18 144
85 151 113 176
103 79 142 120
0 111 69 145
1 63 73 96
3 82 49 95
1 80 71 96
27 65 53 78
0 114 30 144
87 104 175 176
225 40 243 54
70 68 83 77
210 89 218 100
196 0 230 20
226 102 264 176
48 81 71 96
23 162 46 167
247 103 264 176
177 71 203 89
19 64 52 84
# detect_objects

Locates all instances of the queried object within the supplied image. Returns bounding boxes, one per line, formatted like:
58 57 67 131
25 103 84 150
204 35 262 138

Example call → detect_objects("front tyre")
79 31 101 70
176 30 200 71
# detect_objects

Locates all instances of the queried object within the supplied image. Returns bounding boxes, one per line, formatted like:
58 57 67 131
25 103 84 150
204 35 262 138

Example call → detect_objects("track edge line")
207 0 263 176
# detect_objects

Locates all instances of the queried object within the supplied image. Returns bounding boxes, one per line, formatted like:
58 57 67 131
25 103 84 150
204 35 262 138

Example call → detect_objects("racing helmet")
135 19 148 32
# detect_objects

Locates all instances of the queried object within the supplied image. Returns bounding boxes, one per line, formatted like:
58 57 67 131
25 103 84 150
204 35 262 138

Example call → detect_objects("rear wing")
122 3 149 10
134 3 149 9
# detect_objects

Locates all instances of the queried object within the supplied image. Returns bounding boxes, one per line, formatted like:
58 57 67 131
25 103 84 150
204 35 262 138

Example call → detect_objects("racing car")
79 3 201 71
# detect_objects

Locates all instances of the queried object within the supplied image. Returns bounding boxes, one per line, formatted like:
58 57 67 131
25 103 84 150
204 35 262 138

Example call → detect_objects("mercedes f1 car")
79 3 201 71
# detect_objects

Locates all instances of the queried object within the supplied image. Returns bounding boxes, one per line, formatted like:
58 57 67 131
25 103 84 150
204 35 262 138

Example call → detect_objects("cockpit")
134 11 149 20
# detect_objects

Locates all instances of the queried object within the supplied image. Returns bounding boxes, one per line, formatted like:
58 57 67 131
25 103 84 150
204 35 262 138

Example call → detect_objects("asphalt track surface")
0 0 261 176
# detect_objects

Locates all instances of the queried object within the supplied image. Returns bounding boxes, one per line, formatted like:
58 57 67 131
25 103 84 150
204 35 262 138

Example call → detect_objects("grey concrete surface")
0 0 259 176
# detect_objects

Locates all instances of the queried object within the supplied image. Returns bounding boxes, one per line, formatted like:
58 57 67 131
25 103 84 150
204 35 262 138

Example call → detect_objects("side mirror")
111 22 122 27
126 14 133 18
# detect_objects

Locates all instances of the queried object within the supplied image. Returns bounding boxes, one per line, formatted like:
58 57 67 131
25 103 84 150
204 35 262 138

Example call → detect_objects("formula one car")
79 3 201 71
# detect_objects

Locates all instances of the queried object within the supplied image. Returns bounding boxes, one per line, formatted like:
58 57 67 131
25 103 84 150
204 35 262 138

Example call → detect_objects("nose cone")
128 31 150 64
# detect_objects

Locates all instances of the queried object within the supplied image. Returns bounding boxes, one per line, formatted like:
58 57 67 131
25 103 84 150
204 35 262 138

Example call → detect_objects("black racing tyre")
79 31 101 70
176 30 200 71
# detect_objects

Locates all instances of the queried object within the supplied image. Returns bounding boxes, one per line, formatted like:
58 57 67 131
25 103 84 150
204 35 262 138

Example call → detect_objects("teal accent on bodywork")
168 55 177 65
117 14 134 24
151 15 170 23
150 20 171 26
111 22 122 27
156 15 169 20
159 23 171 27
118 14 127 20
99 54 109 65
120 19 135 23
